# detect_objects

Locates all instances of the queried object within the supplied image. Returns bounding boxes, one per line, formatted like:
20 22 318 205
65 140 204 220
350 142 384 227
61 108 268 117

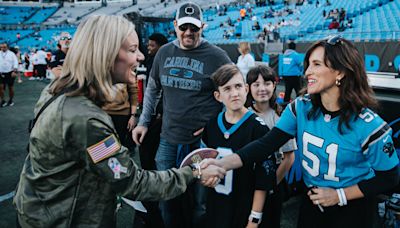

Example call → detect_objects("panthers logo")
190 154 202 164
262 159 277 175
383 142 395 157
388 117 400 158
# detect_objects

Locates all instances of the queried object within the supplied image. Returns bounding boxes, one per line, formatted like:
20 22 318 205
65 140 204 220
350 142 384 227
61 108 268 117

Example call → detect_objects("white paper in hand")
121 197 147 213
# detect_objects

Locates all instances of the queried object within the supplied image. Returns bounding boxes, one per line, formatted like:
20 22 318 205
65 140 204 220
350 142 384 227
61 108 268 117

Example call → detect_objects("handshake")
196 158 226 187
181 148 242 188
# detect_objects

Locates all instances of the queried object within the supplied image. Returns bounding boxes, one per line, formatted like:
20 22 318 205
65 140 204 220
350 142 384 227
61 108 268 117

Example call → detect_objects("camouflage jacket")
14 87 194 228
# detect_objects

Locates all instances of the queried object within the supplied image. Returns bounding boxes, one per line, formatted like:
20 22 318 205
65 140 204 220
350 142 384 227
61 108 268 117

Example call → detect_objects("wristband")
189 163 201 179
248 210 262 224
131 113 139 117
340 188 347 205
195 163 202 179
337 188 347 206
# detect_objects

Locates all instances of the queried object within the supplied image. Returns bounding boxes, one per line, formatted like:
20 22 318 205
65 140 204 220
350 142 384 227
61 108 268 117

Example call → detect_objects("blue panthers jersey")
276 95 399 188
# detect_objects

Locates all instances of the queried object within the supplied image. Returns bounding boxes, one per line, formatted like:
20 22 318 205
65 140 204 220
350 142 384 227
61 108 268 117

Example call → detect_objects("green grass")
0 80 47 227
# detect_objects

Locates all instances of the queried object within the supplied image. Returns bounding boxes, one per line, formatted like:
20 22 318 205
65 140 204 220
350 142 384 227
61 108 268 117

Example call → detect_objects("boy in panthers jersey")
202 64 272 227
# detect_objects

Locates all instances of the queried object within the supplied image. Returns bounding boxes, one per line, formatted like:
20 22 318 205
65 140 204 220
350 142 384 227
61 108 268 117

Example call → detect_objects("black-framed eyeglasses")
178 24 200 33
326 35 342 45
60 36 72 41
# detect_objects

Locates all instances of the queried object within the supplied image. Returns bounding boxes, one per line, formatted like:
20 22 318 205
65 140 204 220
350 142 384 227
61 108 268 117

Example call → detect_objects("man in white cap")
132 2 232 228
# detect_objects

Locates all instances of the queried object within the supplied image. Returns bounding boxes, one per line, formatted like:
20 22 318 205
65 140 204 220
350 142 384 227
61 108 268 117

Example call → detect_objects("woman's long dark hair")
303 37 378 134
246 65 281 115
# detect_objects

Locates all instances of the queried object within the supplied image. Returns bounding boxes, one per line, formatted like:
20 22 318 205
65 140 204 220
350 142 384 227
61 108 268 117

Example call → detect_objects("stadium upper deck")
0 0 399 51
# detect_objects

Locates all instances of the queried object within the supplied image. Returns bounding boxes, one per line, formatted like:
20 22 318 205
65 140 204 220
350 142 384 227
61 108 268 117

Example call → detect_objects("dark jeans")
155 138 207 228
35 64 47 79
283 76 301 102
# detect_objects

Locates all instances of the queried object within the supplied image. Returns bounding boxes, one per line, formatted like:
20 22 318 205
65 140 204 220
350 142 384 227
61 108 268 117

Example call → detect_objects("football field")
0 80 47 227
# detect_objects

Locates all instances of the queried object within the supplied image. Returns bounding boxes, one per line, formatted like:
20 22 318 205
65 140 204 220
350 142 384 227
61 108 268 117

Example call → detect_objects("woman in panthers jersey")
202 36 399 228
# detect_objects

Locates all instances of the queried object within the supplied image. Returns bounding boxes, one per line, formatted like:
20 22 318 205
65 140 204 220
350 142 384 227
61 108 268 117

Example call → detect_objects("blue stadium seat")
262 53 270 64
3 0 399 47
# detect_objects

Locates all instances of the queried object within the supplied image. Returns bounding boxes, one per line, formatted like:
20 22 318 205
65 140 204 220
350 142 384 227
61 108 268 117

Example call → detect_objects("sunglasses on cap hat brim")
60 36 72 41
178 23 201 32
325 34 343 45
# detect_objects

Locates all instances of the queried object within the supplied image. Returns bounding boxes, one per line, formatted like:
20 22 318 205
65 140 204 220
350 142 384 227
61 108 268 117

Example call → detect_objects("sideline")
0 191 15 203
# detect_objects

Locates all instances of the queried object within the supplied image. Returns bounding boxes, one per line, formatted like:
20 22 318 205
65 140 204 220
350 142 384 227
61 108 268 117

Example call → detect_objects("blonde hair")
49 15 136 106
238 42 251 55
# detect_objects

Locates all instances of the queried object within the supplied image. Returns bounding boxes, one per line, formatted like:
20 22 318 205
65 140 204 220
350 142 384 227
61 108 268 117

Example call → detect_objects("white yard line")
0 191 15 203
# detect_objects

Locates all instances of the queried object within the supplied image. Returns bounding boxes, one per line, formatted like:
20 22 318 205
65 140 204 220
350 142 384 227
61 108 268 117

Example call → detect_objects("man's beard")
61 44 70 49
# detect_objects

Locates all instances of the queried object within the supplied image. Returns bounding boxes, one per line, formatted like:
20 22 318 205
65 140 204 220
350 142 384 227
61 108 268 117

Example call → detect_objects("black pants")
16 215 21 228
0 72 15 86
297 192 378 228
259 181 287 228
283 76 301 102
109 114 135 151
138 117 161 170
35 64 47 79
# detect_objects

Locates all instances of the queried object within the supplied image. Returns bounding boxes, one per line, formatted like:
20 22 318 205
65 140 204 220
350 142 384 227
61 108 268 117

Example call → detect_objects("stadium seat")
262 53 270 64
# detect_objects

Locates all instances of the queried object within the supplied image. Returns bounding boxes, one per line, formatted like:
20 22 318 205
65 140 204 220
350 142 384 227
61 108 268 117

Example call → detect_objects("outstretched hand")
199 159 225 187
201 164 225 180
200 158 222 169
201 176 221 188
198 153 243 187
200 153 243 171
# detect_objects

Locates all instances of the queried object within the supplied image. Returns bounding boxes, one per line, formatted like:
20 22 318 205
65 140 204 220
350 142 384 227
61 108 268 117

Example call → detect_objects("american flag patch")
87 134 121 164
